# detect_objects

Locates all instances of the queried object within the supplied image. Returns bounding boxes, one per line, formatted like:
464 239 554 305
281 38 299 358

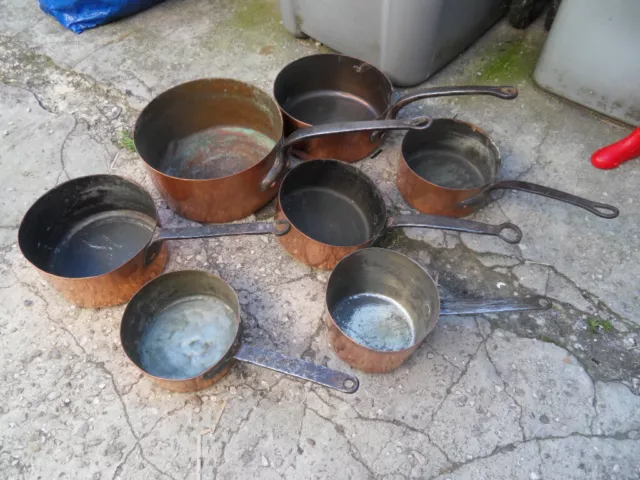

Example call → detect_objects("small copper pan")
397 118 619 219
121 270 359 393
325 249 552 373
271 53 518 163
135 79 432 223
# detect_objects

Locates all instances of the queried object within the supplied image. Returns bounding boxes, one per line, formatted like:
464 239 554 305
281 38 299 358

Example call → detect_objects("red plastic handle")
592 128 640 169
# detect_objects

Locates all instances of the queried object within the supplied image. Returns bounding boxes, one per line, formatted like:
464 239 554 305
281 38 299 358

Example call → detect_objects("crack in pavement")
55 116 77 186
305 405 380 479
8 268 183 480
316 388 455 467
436 431 637 478
483 337 526 442
427 339 485 432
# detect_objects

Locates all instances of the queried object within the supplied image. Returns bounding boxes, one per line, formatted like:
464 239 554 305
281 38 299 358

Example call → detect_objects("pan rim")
277 159 388 247
400 117 501 193
18 173 159 281
134 78 284 183
273 53 394 127
120 269 242 383
325 247 441 354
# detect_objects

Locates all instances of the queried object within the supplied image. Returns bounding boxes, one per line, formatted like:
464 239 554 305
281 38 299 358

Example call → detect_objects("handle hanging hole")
273 219 291 236
342 377 358 392
592 204 620 219
497 223 522 244
538 297 552 309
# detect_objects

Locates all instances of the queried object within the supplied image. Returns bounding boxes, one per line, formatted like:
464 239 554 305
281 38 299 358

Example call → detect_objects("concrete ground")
0 0 639 478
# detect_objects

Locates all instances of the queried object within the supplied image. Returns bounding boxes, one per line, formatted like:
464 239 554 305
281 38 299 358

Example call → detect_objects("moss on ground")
471 35 543 84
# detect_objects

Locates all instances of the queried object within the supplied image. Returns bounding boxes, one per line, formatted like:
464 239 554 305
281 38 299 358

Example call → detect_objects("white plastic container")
280 0 509 86
534 0 640 126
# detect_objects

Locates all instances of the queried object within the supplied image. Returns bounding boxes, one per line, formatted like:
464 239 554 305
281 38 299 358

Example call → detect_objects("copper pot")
18 175 289 307
271 53 518 163
397 118 620 219
273 160 522 269
134 79 431 223
121 270 359 393
325 249 552 373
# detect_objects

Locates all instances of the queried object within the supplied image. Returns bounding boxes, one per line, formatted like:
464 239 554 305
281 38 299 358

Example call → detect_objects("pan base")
407 151 487 189
139 295 237 380
49 210 155 278
332 293 416 352
281 187 372 246
283 90 378 124
160 126 276 179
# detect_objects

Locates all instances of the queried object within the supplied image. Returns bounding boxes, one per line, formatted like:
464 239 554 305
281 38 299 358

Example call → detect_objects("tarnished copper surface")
140 357 235 393
39 244 168 308
147 158 280 223
275 205 366 270
326 310 419 373
135 79 283 223
396 155 485 217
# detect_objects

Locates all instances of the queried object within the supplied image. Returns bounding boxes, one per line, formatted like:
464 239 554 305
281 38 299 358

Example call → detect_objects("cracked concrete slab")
487 331 595 439
0 0 639 478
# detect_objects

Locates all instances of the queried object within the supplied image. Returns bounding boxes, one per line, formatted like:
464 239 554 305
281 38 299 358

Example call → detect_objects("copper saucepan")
325 248 553 373
270 53 518 163
18 175 290 307
134 78 432 223
120 270 359 393
396 118 620 219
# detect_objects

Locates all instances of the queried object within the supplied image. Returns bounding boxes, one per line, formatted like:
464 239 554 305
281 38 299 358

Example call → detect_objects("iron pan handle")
144 220 290 265
440 295 552 315
459 180 619 219
232 344 359 394
388 86 518 119
387 213 522 244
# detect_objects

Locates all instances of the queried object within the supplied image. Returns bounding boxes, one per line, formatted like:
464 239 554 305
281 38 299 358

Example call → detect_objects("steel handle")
387 214 522 244
259 117 433 191
233 344 359 394
144 220 290 264
461 181 619 219
388 86 518 119
440 295 552 315
592 128 640 170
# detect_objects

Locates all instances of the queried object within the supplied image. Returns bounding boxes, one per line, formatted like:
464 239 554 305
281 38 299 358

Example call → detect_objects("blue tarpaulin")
39 0 165 33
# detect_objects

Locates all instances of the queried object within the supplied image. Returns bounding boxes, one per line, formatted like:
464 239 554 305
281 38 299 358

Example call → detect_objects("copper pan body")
38 246 168 309
121 270 243 393
275 206 369 270
326 319 420 373
134 79 283 223
274 54 394 162
18 175 170 308
324 249 440 373
273 159 385 269
396 119 501 217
